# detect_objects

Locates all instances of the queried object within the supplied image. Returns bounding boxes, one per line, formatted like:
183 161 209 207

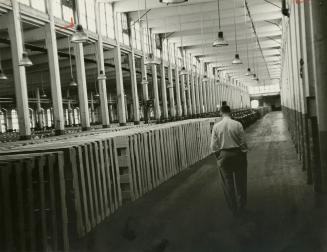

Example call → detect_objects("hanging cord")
68 37 74 79
200 7 204 56
233 0 238 53
178 6 185 66
244 0 249 68
145 0 152 53
217 0 221 30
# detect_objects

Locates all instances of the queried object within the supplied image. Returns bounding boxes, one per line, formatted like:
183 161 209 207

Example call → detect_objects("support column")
191 71 196 116
68 100 74 126
90 93 96 123
8 0 31 139
129 51 140 124
140 21 149 122
195 71 200 115
199 75 204 114
45 0 65 135
114 46 127 126
74 43 90 130
95 3 110 128
186 73 192 116
180 74 187 117
202 79 207 113
160 57 168 120
151 64 161 121
311 0 327 191
36 88 43 129
175 66 182 118
167 64 176 118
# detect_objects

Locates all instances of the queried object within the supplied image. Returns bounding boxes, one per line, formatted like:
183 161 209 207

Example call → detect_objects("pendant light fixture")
199 8 208 83
141 76 149 85
68 37 78 87
144 0 160 65
97 70 107 81
159 0 188 4
94 79 100 97
232 0 242 64
0 52 8 80
17 5 33 67
19 51 33 67
244 1 252 76
213 0 229 47
179 6 188 76
71 24 88 44
202 63 209 82
40 73 47 98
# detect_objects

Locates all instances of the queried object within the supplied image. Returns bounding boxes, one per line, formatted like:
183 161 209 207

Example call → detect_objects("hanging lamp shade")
0 68 8 80
41 92 47 98
245 68 252 76
97 70 107 80
19 51 33 67
167 82 174 88
94 92 100 98
144 53 161 65
202 74 209 83
232 54 242 64
179 66 188 76
213 31 229 47
69 77 78 87
251 74 257 80
141 76 149 85
159 0 188 3
71 24 88 44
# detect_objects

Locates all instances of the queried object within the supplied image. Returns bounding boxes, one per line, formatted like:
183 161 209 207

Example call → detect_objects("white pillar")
8 0 31 139
95 2 110 128
114 46 127 125
129 51 140 124
45 0 65 135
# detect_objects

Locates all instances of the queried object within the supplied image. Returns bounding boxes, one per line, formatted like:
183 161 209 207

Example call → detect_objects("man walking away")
210 105 248 216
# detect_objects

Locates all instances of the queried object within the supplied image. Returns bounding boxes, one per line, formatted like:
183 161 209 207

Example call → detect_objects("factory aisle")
74 112 327 252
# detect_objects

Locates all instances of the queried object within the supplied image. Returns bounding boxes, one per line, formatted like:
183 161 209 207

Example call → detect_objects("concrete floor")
73 112 327 252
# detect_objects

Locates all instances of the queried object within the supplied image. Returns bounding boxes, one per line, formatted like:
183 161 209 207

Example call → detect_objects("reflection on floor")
73 112 327 252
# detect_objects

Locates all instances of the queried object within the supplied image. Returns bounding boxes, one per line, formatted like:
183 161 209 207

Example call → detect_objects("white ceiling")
114 0 282 87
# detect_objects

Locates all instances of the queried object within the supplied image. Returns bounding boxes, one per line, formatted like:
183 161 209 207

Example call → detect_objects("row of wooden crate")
0 117 220 251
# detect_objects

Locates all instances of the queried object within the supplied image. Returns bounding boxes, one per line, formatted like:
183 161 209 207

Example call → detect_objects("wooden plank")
81 144 96 229
103 140 114 214
87 143 101 224
47 154 58 251
76 146 91 233
91 142 105 221
14 160 26 251
1 162 14 251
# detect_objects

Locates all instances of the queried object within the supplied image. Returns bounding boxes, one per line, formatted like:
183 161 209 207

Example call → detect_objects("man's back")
210 117 246 152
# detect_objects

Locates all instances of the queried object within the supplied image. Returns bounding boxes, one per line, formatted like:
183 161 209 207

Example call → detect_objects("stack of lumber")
0 117 220 251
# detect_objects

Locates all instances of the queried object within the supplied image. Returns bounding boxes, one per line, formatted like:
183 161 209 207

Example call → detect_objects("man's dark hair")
220 105 231 114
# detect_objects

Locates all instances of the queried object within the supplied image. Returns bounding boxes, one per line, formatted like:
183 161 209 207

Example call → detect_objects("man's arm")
238 123 248 152
210 126 221 157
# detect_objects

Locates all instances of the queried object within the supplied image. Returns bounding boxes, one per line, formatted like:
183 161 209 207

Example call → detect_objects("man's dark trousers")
217 149 247 214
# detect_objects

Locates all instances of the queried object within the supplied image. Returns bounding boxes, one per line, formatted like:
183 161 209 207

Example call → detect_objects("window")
99 3 107 37
53 0 62 18
116 13 123 43
121 13 130 45
86 0 96 32
31 0 46 12
135 22 141 50
18 0 30 6
105 3 115 39
79 0 87 29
